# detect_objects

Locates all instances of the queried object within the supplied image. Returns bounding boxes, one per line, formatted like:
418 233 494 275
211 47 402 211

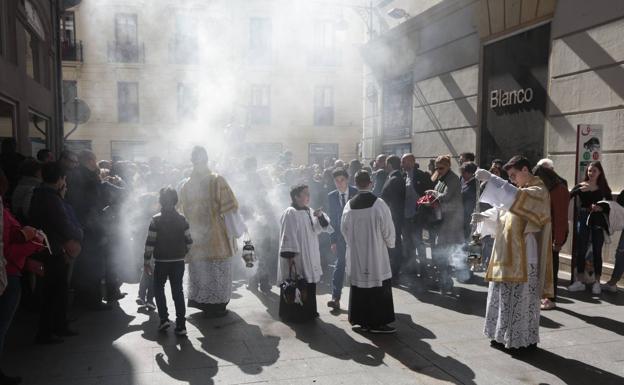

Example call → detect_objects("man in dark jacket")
460 162 478 241
65 150 108 308
29 162 83 344
381 155 405 279
401 154 434 271
327 168 358 310
372 154 388 197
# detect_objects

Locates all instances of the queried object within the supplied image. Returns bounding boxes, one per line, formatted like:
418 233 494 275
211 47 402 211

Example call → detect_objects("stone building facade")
0 0 64 156
61 0 365 165
362 0 624 271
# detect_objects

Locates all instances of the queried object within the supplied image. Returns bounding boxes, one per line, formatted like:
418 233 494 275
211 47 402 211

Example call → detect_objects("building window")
61 12 81 61
21 22 39 81
111 140 146 162
177 83 197 120
250 85 270 125
249 17 271 65
118 82 139 123
382 74 413 140
29 111 49 157
111 13 140 63
172 13 198 64
63 80 77 104
0 97 16 140
309 20 339 67
314 86 334 126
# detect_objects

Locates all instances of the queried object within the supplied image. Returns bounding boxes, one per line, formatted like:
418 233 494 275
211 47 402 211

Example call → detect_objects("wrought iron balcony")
61 40 83 62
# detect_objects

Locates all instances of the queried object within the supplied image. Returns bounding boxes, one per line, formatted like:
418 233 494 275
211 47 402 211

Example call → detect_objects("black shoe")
369 325 396 334
35 334 64 345
158 319 172 332
327 299 340 310
0 369 21 385
174 326 187 336
490 340 506 350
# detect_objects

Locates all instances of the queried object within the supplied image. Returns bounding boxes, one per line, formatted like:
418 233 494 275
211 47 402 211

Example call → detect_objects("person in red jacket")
533 165 569 310
0 203 44 385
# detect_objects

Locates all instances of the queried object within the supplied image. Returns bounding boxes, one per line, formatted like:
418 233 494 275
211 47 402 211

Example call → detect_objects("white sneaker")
592 282 601 295
602 283 618 293
568 281 586 292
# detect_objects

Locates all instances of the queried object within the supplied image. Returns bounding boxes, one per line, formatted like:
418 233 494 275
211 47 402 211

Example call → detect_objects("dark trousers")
552 250 559 300
576 210 604 277
72 231 104 305
331 237 347 300
610 232 624 281
389 220 403 278
403 216 426 265
0 276 22 357
153 261 186 327
39 257 69 337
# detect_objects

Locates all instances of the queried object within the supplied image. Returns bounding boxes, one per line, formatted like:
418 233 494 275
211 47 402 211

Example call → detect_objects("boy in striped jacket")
144 187 193 336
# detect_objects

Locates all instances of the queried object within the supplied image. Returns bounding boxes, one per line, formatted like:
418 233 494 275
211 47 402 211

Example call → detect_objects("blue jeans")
153 261 186 327
0 276 22 358
610 232 624 281
331 238 347 300
576 210 604 277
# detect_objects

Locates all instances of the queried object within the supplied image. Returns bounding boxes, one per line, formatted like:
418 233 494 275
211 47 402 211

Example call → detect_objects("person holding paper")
473 155 554 351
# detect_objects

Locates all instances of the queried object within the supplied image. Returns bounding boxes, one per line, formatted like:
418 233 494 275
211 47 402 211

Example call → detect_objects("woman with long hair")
533 165 569 309
568 161 612 295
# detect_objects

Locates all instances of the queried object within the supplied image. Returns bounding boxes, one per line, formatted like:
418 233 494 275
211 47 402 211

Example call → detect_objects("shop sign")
576 124 603 183
489 88 534 109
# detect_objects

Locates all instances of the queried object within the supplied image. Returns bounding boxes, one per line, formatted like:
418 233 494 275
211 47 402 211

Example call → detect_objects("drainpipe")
51 0 65 156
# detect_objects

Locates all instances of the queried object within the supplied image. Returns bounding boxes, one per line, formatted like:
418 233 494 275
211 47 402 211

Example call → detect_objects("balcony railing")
108 41 145 63
61 40 83 62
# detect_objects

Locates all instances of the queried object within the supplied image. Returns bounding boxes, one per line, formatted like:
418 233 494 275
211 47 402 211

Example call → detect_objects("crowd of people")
0 137 623 384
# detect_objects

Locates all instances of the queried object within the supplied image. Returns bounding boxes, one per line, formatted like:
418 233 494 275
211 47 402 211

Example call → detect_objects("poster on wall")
576 124 603 184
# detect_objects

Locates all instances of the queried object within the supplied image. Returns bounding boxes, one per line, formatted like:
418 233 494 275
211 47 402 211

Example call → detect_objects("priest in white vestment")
473 156 554 350
179 146 246 317
278 184 332 322
341 170 397 334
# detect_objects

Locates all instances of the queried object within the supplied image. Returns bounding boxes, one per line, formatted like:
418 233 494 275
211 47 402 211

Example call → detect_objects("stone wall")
547 2 624 265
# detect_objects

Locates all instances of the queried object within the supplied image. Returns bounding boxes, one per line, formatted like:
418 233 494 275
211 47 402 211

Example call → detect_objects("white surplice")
278 207 332 284
341 198 395 288
479 176 542 348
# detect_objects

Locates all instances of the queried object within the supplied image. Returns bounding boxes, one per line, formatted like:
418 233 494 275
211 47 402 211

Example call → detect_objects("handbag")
417 194 442 225
280 263 308 306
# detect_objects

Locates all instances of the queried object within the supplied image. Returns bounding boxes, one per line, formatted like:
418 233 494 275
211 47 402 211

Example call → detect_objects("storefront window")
0 98 16 141
28 111 49 157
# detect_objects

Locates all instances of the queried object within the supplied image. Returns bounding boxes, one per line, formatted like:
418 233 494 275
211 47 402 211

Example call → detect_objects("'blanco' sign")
490 88 534 109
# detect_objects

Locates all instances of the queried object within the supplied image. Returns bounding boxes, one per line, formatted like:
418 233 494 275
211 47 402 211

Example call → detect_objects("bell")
241 240 256 268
